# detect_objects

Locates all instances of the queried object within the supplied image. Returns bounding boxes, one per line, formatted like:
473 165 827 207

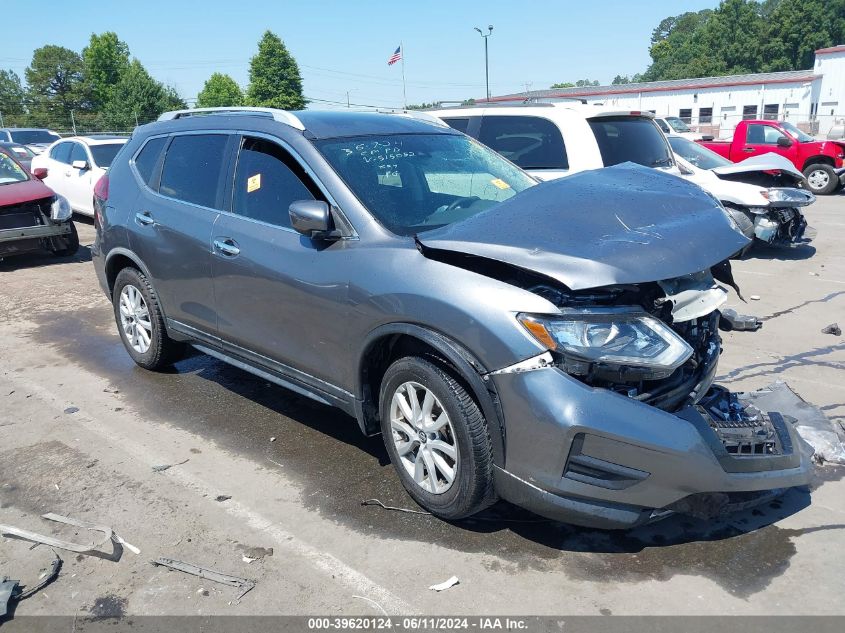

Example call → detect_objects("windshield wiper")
650 157 674 168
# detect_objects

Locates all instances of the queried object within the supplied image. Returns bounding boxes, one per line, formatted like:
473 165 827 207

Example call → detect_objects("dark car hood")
417 163 750 291
0 178 54 207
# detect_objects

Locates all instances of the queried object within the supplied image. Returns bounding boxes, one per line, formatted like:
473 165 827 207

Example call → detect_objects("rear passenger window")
159 134 229 208
478 116 568 170
134 137 167 188
443 118 470 133
232 137 317 228
50 142 72 164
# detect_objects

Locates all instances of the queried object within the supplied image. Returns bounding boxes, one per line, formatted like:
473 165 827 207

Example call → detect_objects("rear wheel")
803 163 838 195
379 356 496 519
112 267 185 370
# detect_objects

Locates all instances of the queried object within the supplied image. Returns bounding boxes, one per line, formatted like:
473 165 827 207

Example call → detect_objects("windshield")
780 121 814 143
588 117 674 168
90 142 124 167
9 130 62 145
668 136 731 170
316 133 536 236
0 151 29 185
666 116 691 133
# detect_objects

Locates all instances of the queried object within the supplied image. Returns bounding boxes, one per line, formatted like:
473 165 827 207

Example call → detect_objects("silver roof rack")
157 107 305 131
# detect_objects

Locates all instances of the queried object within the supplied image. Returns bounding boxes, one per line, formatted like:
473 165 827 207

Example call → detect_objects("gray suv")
92 107 813 529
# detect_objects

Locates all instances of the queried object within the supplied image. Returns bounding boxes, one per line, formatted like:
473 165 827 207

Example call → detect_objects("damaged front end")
488 267 814 528
740 188 814 247
515 268 726 413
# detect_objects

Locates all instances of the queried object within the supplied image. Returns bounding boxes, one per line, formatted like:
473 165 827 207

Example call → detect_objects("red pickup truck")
699 120 845 195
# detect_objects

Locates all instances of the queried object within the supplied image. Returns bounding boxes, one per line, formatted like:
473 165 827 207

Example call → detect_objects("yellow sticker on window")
247 173 261 193
490 178 510 190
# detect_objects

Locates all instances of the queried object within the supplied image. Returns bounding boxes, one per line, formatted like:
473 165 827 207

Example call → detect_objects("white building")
482 45 845 139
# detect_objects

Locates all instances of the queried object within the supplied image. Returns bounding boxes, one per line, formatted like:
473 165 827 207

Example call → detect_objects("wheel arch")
355 323 506 466
802 155 835 171
104 248 154 297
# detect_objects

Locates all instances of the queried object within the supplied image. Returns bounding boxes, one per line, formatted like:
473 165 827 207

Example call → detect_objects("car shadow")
745 243 816 261
0 243 92 272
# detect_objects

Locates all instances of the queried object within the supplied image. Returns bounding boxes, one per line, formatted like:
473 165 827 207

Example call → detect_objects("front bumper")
491 367 815 529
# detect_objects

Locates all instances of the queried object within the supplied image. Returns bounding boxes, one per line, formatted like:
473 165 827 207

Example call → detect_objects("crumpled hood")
712 152 805 180
417 163 750 291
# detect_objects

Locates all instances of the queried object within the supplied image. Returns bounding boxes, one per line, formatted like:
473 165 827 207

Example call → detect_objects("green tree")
761 0 845 72
197 73 244 107
611 75 631 85
83 32 130 109
550 82 575 89
0 70 25 116
246 31 305 109
641 10 714 80
575 79 600 87
104 59 182 130
25 45 89 123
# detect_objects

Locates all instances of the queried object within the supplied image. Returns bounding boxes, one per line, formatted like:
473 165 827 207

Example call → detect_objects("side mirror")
72 159 88 170
289 200 340 239
32 167 48 180
776 137 793 148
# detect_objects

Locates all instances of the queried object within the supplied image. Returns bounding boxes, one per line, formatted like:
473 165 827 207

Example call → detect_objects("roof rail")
157 107 305 131
392 110 450 127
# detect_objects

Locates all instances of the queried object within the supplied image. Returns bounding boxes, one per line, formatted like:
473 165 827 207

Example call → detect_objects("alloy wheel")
389 381 458 494
807 169 830 191
119 284 152 354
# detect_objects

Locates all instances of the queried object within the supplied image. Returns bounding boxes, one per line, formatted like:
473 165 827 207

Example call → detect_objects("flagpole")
400 41 407 110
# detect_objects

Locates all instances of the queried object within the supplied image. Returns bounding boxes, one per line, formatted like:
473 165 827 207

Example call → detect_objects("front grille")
0 200 47 230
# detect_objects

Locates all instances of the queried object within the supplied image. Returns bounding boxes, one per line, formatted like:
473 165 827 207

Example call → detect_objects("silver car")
92 107 813 529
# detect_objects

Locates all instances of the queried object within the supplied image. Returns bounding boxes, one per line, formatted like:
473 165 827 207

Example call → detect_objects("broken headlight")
50 195 72 222
762 188 815 207
517 309 693 380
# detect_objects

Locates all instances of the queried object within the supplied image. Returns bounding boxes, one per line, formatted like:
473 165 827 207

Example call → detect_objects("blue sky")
1 0 718 108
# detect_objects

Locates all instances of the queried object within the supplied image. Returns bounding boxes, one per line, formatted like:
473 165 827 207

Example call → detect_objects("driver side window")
232 137 321 228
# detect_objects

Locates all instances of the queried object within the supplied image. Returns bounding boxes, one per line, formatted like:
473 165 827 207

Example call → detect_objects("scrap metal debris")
361 499 431 515
152 458 189 472
63 407 79 414
352 594 389 616
214 495 232 502
821 323 841 336
429 576 460 592
0 513 138 556
719 308 763 332
150 557 255 600
0 553 62 616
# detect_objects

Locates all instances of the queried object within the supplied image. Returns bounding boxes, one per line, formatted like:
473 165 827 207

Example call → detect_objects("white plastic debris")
428 576 459 592
750 295 761 301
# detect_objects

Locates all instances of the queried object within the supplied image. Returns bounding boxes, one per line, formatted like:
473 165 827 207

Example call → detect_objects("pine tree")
246 31 305 110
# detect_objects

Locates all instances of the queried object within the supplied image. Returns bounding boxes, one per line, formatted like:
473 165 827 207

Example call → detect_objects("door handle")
742 147 755 152
213 238 240 257
135 211 156 226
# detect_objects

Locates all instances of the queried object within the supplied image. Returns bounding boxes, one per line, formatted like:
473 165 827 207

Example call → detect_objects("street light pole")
474 25 493 101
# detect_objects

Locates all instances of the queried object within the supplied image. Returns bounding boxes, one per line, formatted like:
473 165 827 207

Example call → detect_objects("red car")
699 119 845 195
0 148 78 260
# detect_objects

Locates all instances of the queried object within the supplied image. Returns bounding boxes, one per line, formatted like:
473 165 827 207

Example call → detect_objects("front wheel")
51 222 79 257
379 356 496 519
803 163 838 195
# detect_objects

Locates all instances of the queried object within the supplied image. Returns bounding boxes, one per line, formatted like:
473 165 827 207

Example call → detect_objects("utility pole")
70 110 77 135
474 26 494 101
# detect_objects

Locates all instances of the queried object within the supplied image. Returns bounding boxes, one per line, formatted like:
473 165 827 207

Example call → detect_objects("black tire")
112 267 185 370
52 222 79 257
802 163 838 195
379 356 496 520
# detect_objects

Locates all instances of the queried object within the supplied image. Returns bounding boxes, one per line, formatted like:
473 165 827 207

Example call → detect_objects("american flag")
387 46 402 66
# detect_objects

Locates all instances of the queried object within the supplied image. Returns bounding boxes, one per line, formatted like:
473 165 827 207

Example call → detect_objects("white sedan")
31 136 127 216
